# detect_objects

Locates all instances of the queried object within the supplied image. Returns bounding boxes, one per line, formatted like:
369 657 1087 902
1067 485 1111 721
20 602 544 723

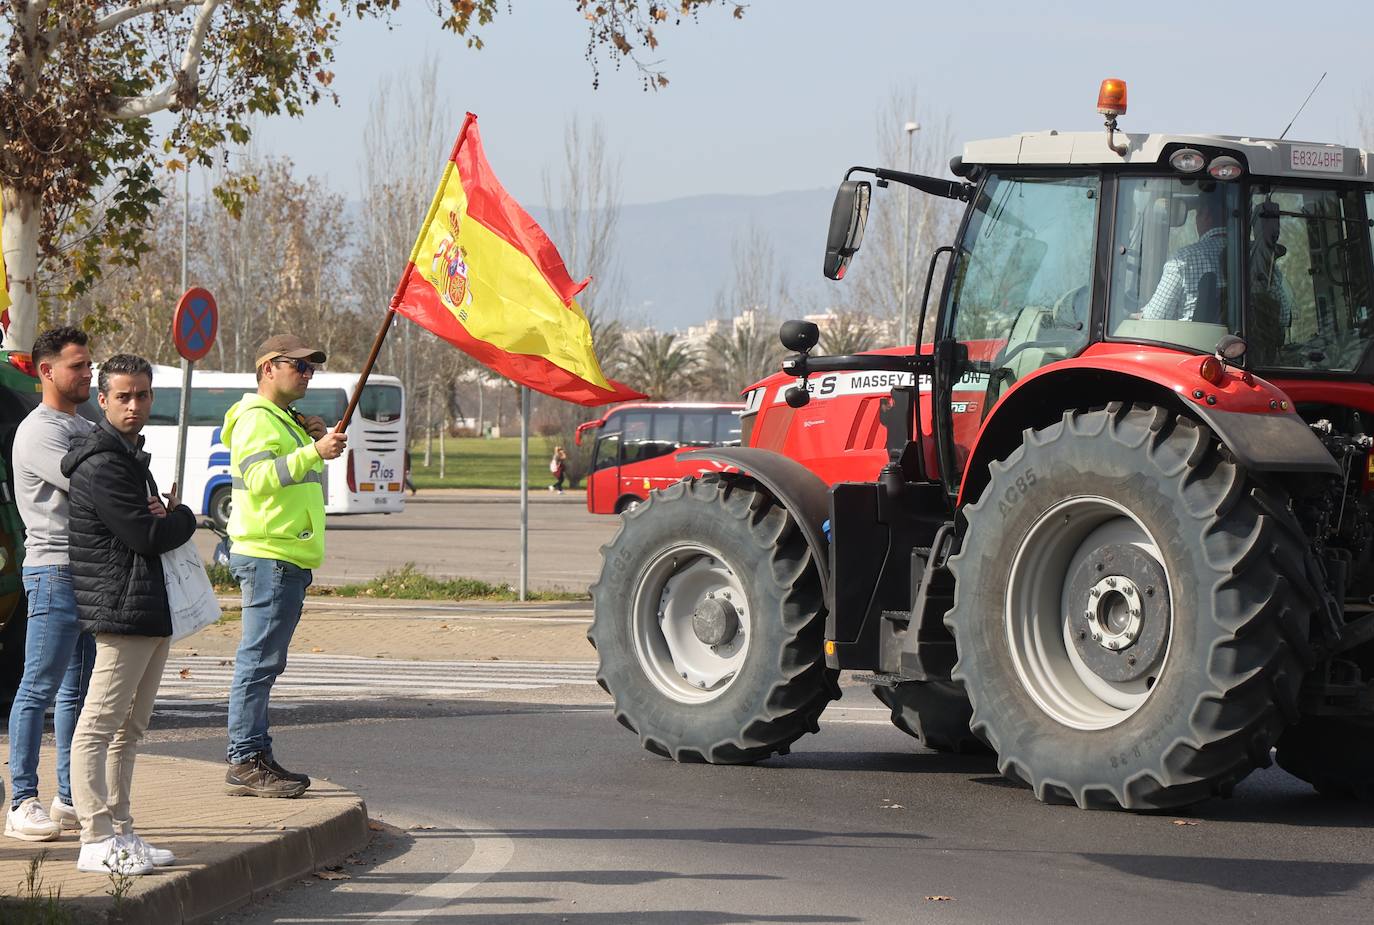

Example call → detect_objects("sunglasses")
271 357 318 375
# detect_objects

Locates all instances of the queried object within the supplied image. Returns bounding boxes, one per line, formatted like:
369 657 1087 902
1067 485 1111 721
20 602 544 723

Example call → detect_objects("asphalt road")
190 490 618 590
143 676 1374 925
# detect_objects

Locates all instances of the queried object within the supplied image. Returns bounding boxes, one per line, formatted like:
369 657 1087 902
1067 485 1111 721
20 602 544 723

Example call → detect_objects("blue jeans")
8 565 95 807
226 554 311 764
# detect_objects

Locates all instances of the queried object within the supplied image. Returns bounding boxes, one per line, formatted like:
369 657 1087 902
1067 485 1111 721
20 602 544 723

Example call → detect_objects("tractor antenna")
1278 72 1327 141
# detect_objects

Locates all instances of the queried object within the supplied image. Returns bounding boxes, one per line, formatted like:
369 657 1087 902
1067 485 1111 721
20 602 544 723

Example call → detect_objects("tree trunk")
2 187 42 351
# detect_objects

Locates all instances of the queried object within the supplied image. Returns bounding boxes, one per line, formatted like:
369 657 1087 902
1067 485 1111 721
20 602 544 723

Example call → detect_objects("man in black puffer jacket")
61 354 195 876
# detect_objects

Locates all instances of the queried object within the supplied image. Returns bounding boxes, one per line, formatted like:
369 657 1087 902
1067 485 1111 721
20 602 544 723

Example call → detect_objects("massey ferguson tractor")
590 80 1374 810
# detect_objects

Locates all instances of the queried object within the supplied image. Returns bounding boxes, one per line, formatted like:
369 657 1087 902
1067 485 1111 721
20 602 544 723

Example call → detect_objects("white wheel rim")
631 542 751 704
1004 496 1173 731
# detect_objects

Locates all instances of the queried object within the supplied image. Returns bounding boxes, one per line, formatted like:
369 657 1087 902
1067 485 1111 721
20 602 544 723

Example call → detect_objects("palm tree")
622 330 700 400
820 309 881 355
702 311 783 400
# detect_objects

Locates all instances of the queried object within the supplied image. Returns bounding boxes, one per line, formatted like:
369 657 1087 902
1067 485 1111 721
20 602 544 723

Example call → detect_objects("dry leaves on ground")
1171 820 1199 826
925 896 954 902
315 868 351 881
178 668 192 679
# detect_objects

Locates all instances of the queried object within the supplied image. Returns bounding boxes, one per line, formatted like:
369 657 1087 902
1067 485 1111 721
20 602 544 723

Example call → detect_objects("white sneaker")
122 832 175 867
76 835 153 876
6 797 60 841
49 797 80 831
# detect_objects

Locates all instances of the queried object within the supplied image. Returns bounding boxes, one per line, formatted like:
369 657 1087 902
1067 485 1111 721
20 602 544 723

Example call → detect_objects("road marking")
364 822 516 923
157 654 600 706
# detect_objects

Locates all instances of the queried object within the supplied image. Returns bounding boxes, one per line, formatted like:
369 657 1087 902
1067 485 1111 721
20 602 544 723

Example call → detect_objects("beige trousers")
70 633 170 844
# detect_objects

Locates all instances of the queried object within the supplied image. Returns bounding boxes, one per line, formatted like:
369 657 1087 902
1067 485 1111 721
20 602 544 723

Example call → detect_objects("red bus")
576 402 744 514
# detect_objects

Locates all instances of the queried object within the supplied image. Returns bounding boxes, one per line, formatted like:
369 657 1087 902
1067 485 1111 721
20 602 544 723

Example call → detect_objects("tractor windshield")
1108 177 1242 352
1243 184 1374 372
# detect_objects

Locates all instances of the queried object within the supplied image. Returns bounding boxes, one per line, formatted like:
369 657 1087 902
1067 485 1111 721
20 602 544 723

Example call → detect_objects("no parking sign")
172 287 218 361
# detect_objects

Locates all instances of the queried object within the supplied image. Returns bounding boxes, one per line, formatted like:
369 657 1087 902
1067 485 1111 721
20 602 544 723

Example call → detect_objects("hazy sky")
244 0 1374 208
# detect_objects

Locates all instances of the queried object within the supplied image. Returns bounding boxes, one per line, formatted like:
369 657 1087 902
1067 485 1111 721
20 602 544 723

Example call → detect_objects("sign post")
171 286 218 505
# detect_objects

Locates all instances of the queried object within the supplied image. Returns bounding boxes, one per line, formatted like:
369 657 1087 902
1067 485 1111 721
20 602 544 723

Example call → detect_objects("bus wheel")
210 485 233 532
614 495 640 515
589 474 839 763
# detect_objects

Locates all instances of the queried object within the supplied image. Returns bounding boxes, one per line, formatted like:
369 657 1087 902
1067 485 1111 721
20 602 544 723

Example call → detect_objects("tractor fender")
679 447 832 600
957 361 1339 506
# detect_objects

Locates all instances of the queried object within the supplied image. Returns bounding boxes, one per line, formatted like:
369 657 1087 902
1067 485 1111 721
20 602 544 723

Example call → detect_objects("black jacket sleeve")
87 456 198 556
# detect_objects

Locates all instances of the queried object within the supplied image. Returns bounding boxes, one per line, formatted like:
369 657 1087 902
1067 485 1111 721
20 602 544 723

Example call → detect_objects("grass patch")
408 436 568 490
321 564 585 602
207 562 237 592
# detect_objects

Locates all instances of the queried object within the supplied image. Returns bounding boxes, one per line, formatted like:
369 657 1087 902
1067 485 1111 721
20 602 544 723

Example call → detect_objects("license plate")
1288 144 1346 174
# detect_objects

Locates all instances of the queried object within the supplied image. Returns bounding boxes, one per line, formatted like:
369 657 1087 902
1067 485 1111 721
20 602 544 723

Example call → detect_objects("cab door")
933 171 1099 492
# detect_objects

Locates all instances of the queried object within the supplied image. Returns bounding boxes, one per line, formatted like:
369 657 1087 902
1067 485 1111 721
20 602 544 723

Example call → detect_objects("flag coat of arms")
392 113 644 407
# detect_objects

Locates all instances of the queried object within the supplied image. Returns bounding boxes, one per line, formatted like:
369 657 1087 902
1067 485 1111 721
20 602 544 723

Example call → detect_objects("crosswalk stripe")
156 654 601 706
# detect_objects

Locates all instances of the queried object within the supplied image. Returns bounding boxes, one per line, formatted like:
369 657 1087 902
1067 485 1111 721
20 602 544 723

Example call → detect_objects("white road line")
363 823 516 923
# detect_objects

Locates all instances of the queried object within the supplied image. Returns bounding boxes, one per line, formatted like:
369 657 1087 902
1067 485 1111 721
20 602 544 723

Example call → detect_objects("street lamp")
898 120 920 347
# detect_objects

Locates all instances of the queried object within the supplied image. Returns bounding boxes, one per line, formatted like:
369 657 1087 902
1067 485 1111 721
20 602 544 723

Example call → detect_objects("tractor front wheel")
589 475 839 763
947 404 1315 810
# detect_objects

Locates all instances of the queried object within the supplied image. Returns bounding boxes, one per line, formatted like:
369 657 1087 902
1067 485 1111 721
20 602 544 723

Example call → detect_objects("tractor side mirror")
779 320 820 353
823 180 871 280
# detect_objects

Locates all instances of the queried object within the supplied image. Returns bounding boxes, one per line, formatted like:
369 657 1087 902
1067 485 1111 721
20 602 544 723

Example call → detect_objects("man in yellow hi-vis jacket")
221 334 346 798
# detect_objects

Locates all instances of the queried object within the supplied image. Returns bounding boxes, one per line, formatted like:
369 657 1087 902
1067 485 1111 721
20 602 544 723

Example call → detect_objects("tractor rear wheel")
946 403 1316 810
1275 716 1374 801
872 680 989 754
589 474 839 763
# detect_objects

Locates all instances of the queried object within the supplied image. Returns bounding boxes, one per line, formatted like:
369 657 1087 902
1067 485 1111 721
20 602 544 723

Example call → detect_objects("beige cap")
255 334 326 369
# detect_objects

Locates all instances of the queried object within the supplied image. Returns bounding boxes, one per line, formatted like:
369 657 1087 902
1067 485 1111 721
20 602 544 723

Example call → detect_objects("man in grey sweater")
5 327 96 841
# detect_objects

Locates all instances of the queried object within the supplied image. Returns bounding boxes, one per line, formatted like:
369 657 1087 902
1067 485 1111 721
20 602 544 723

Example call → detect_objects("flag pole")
519 385 529 602
336 306 396 433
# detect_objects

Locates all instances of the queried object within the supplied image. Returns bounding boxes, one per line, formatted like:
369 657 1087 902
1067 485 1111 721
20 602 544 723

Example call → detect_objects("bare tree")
698 225 789 398
839 86 961 346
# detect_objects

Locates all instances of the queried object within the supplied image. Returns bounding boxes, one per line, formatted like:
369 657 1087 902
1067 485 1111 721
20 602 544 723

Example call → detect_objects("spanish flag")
392 113 645 407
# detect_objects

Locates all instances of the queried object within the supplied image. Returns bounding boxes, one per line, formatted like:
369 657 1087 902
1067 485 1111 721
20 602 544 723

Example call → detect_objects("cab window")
946 172 1097 406
1109 177 1241 353
592 433 621 471
1244 184 1374 371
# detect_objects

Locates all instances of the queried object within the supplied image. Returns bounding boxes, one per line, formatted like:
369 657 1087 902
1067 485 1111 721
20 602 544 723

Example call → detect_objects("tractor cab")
815 80 1372 503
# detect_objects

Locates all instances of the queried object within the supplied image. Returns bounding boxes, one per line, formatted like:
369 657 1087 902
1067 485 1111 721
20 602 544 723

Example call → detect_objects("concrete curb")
0 753 370 924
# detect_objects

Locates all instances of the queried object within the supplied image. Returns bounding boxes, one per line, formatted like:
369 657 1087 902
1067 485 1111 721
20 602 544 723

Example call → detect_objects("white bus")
130 366 406 529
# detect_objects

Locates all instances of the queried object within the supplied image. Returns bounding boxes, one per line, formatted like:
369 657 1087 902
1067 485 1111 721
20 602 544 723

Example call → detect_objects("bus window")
359 384 403 423
593 433 621 471
292 389 349 427
191 387 246 426
715 411 742 445
621 411 674 464
681 411 715 446
651 412 680 444
149 389 179 425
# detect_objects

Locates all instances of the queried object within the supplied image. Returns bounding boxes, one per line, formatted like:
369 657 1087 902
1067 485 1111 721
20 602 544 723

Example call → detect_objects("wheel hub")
1066 543 1169 683
692 595 740 647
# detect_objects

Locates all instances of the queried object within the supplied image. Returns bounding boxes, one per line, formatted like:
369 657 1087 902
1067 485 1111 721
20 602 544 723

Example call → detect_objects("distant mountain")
537 187 838 331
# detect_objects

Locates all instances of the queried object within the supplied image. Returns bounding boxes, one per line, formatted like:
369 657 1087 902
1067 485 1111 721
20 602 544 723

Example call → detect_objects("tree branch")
92 0 202 35
108 0 222 120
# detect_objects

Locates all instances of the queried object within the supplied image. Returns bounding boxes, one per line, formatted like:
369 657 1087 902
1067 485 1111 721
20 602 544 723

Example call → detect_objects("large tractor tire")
1275 716 1374 801
589 474 839 763
946 403 1318 810
872 681 990 754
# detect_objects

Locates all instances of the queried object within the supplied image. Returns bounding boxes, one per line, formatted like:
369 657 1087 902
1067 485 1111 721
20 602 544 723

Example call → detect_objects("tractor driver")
1134 192 1293 330
1136 194 1229 322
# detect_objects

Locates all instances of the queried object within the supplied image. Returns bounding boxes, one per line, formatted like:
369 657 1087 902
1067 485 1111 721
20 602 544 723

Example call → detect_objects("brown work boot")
225 753 308 798
264 752 311 789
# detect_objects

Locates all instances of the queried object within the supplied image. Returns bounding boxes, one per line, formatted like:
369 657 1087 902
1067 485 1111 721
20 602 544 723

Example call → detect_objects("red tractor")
590 81 1374 809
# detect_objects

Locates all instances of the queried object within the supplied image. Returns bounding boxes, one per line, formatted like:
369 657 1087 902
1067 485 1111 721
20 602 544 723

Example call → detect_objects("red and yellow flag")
392 113 645 407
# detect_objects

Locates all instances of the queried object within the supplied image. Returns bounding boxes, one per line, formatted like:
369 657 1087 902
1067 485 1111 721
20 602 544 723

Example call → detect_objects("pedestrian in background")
64 353 196 874
221 334 345 798
548 445 567 494
5 326 96 842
